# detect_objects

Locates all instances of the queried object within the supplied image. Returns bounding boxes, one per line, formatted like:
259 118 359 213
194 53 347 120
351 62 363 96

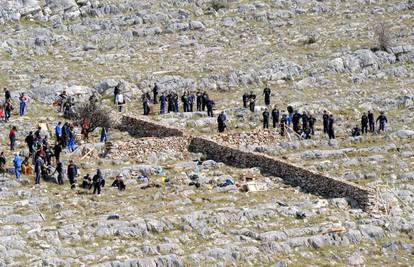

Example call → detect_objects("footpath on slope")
118 115 377 211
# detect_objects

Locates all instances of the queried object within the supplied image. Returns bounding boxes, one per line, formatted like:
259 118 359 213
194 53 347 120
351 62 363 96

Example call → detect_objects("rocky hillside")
0 0 414 266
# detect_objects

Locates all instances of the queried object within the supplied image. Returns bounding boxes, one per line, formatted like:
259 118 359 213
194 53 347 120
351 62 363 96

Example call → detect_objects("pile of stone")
109 136 191 162
213 130 279 147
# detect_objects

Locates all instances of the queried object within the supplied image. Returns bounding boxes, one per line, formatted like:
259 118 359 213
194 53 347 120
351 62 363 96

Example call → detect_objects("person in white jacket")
115 93 125 112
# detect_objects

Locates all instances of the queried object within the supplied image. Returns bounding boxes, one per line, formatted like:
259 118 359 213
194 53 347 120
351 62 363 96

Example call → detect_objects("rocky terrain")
0 0 414 266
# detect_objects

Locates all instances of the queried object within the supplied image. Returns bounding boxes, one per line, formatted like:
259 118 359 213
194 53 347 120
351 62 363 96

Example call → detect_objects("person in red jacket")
9 126 17 151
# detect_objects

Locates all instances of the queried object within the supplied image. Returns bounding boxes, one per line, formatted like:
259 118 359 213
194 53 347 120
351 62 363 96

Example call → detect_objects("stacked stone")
189 137 376 211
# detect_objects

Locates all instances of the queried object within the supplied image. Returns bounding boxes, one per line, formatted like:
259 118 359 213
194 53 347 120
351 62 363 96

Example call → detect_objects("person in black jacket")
53 141 62 163
368 111 375 132
376 112 388 132
206 99 215 117
25 131 35 156
196 91 203 111
114 83 120 104
327 114 335 139
262 108 270 129
292 111 302 134
52 161 64 185
93 169 105 195
263 87 271 106
152 83 159 104
242 92 249 108
361 113 368 134
67 160 78 189
308 115 316 135
112 175 126 191
322 110 329 134
217 111 227 133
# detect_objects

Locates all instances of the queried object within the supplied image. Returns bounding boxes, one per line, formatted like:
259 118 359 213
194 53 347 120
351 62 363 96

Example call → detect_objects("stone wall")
119 116 184 138
189 137 376 211
119 115 376 211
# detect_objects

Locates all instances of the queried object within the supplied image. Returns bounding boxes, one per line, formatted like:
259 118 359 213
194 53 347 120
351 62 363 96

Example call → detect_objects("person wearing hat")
112 174 126 191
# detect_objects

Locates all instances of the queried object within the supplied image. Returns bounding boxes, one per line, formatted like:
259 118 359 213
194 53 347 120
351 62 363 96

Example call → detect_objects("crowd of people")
0 83 390 191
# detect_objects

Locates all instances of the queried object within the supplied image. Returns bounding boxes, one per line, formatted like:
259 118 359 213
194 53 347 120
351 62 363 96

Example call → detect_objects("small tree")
74 102 112 133
375 22 392 51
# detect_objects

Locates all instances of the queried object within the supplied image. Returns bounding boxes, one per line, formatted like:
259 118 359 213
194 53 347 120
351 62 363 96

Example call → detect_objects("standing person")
173 93 179 113
308 114 316 135
292 111 301 134
328 114 335 139
19 93 28 116
61 122 69 148
4 88 11 101
92 169 105 195
55 122 62 141
361 113 368 134
53 141 62 163
58 90 67 112
302 112 309 130
115 92 125 112
142 95 150 115
202 92 209 111
100 127 108 143
34 156 44 185
25 131 35 156
4 98 13 122
263 87 271 106
249 97 256 112
53 161 64 185
34 126 42 140
188 92 194 112
67 160 78 189
262 108 270 129
271 107 279 128
68 126 76 152
206 99 215 117
9 126 17 151
81 119 89 141
376 112 388 132
113 84 120 104
368 111 375 132
287 106 294 125
152 83 159 104
322 110 329 134
196 91 203 111
280 114 287 136
159 93 166 114
45 145 53 166
13 153 22 181
242 92 249 108
0 152 6 176
217 111 227 133
181 92 188 112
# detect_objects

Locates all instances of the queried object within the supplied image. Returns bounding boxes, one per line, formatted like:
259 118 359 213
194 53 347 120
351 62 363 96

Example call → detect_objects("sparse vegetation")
375 22 393 51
